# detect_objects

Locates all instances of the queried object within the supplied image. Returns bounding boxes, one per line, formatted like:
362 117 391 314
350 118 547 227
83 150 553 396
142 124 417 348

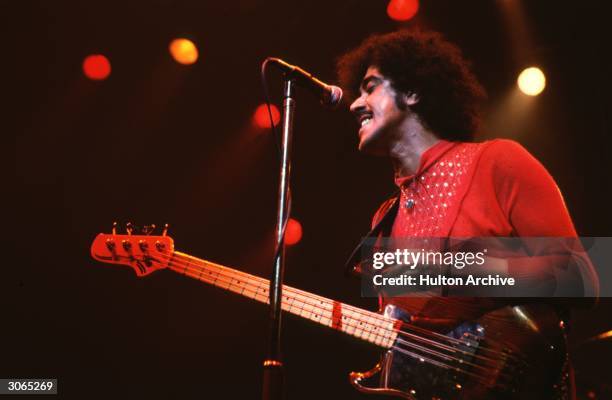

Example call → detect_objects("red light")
387 0 419 21
253 104 281 129
83 54 111 80
284 218 302 246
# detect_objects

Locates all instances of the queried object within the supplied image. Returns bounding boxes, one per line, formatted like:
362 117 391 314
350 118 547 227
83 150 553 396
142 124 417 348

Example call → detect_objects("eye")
365 83 377 94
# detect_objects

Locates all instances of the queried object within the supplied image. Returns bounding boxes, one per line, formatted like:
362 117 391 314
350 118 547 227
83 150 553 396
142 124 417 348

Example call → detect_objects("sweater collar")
394 140 457 187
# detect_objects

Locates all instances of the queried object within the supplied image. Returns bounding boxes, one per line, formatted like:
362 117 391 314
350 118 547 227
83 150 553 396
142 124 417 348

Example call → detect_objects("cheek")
374 97 396 118
368 94 386 115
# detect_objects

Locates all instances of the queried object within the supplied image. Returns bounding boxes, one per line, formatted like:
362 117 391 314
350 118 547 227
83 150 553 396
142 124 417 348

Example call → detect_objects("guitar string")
392 336 503 373
155 250 511 373
167 261 498 384
168 250 517 364
168 258 508 384
119 245 515 368
108 240 510 388
171 250 436 345
389 344 498 385
101 237 510 369
168 249 516 365
168 257 398 345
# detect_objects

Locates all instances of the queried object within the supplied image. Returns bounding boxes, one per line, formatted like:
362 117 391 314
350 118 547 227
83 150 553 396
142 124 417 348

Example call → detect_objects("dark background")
9 0 611 399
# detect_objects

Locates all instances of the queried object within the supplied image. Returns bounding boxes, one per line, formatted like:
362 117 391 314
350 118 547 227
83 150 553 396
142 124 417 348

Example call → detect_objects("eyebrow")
360 76 383 91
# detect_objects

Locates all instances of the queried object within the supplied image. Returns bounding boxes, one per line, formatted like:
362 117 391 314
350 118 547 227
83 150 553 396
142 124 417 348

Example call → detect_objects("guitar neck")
169 251 399 348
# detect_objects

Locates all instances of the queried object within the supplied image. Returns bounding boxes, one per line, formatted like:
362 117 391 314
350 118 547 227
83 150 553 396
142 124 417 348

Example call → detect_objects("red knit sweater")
378 139 577 238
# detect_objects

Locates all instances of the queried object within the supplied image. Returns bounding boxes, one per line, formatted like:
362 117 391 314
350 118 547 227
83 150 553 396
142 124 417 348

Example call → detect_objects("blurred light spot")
517 67 546 96
387 0 419 21
169 38 199 65
284 218 302 246
253 103 280 129
83 54 111 80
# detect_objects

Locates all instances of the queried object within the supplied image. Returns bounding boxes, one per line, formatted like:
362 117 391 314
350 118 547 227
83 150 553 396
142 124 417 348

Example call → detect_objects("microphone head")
325 85 344 108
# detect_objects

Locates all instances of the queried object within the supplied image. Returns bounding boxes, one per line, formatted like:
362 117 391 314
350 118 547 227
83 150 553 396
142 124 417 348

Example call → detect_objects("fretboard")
168 251 399 348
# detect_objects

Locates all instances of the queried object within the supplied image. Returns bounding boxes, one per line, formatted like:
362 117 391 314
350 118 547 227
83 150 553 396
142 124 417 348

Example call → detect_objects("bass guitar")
90 228 569 399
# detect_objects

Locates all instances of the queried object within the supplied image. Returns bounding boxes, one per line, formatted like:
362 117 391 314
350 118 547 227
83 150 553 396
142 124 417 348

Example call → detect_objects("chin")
358 138 386 156
358 129 386 155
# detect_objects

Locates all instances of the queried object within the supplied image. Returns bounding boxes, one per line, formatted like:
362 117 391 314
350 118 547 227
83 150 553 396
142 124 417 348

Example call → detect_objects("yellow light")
169 38 199 65
595 330 612 340
517 67 546 96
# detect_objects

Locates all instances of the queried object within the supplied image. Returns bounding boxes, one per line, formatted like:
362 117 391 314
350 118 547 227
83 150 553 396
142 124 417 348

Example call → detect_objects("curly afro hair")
336 29 486 141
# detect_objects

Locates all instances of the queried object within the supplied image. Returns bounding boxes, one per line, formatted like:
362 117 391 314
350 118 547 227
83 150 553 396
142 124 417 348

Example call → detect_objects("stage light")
169 38 199 65
83 54 111 80
284 218 303 246
517 67 546 96
253 103 281 129
387 0 419 21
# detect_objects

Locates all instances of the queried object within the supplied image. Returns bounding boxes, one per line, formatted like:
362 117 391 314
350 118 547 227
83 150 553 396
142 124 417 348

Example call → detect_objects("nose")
350 95 366 115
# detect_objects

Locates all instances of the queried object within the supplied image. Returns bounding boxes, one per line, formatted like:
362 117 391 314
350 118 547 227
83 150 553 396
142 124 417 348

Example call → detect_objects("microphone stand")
262 77 295 400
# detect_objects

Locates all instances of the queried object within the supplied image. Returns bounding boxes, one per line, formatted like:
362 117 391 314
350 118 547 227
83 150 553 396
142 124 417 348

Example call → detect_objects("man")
336 29 593 399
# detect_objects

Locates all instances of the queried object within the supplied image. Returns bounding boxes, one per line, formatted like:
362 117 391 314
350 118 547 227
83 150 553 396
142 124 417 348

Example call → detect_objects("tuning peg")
162 223 169 236
142 224 156 235
126 222 133 235
112 221 117 235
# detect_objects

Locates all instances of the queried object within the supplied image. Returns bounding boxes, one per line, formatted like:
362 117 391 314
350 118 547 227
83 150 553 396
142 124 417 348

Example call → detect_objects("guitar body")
351 303 569 399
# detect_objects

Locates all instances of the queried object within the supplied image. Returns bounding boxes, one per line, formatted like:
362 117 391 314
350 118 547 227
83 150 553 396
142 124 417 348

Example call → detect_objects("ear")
404 92 420 106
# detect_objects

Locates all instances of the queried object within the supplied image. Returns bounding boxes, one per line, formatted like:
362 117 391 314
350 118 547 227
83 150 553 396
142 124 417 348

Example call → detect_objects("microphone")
266 57 343 108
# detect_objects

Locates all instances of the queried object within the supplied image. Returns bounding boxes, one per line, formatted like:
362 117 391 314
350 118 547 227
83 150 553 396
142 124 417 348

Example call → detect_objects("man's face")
349 66 411 155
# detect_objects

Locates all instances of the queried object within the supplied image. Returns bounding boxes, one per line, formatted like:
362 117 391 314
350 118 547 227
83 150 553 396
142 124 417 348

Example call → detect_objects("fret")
374 326 390 346
364 315 379 342
296 296 307 317
288 294 298 311
170 251 399 349
242 281 258 300
280 295 292 312
288 296 304 315
214 273 230 290
299 301 314 319
354 321 366 340
227 278 244 295
199 270 217 285
292 293 312 314
254 286 269 303
210 264 221 287
343 310 358 335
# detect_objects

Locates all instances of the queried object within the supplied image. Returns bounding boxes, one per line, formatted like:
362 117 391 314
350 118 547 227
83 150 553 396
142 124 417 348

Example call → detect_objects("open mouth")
358 112 373 129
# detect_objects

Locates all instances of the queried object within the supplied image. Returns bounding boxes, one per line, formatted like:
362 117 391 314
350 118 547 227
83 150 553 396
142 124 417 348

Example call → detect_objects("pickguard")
379 304 485 399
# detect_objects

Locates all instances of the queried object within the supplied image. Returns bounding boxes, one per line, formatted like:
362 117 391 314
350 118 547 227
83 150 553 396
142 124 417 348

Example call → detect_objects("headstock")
91 222 174 277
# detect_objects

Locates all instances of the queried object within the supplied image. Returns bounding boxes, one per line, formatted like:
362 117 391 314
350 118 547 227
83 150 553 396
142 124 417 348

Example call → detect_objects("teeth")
361 118 372 127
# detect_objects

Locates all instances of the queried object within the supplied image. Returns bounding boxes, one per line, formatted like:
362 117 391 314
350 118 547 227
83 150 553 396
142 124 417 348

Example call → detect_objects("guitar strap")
344 192 400 278
342 193 456 297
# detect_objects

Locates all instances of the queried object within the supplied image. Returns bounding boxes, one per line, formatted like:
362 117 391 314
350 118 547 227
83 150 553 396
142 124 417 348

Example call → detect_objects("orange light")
83 54 111 80
387 0 419 21
253 104 281 129
284 218 302 246
169 38 199 65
